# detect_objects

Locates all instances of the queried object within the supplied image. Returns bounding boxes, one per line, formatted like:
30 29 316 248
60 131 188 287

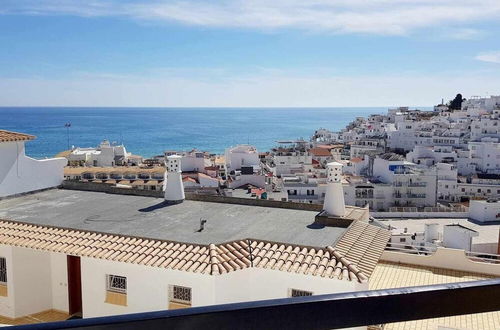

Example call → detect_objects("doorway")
67 255 82 317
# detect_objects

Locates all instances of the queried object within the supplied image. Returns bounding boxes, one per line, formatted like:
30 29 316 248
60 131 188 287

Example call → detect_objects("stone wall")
62 181 323 211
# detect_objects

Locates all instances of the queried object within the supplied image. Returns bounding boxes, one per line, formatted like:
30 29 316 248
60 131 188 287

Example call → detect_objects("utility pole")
64 123 71 150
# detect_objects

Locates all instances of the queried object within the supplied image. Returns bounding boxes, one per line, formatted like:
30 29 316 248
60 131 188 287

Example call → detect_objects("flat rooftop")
379 218 500 254
0 189 346 247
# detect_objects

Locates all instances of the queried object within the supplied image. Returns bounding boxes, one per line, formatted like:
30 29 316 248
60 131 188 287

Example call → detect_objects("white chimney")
323 162 346 217
164 155 185 203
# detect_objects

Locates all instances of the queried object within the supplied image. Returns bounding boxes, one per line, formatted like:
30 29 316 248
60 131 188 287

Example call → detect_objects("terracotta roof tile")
0 219 377 282
0 130 36 143
309 147 332 157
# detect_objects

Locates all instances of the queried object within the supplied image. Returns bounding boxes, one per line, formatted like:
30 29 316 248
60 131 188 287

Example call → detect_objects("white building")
0 130 67 198
344 154 437 211
165 150 210 173
443 224 479 251
0 188 389 325
469 200 500 223
283 175 326 204
224 145 260 172
68 140 135 167
269 141 313 176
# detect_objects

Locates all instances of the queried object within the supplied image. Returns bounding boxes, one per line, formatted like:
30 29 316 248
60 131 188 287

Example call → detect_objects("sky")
1 0 500 107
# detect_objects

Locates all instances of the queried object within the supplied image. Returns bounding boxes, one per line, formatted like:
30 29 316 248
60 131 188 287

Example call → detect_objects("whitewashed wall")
11 247 52 318
81 258 215 318
50 253 69 312
0 247 69 319
382 247 500 276
0 247 367 326
214 267 364 303
81 257 363 319
0 141 67 198
0 245 15 319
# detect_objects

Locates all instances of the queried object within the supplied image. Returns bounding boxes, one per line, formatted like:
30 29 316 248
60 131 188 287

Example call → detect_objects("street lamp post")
64 123 71 150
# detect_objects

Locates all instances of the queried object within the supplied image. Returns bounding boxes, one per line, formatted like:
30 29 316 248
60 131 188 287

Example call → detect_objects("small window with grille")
106 275 127 294
169 285 192 304
289 288 313 297
0 257 6 284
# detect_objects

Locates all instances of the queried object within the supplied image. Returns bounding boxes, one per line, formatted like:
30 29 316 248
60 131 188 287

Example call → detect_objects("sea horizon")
1 106 431 159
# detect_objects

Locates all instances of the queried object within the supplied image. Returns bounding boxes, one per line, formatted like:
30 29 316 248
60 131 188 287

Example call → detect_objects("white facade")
469 200 500 223
167 150 209 173
284 175 326 204
467 141 500 174
0 140 67 198
0 245 366 322
443 225 478 251
68 140 132 167
225 145 260 171
0 246 68 319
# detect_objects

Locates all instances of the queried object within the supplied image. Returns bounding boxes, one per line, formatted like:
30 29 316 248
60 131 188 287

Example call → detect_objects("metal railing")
11 279 500 330
466 251 500 264
386 242 437 255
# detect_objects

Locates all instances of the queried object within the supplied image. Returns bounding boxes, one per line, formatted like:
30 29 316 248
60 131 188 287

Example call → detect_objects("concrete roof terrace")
0 189 348 247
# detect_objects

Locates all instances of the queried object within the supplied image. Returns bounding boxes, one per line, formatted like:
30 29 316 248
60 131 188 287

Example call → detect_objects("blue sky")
1 0 500 107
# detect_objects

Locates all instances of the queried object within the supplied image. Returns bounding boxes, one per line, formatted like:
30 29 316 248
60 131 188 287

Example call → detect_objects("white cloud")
1 70 499 107
476 51 500 64
445 28 485 40
3 0 500 35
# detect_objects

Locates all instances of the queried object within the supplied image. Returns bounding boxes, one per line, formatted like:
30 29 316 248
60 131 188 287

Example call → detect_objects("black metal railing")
11 279 500 330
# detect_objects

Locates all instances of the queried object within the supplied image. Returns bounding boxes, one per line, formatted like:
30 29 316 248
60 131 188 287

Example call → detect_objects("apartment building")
344 153 437 211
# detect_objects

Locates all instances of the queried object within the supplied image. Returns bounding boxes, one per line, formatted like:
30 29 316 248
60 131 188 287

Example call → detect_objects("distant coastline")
0 107 430 158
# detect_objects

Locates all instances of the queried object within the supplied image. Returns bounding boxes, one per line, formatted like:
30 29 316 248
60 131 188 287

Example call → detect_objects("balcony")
407 193 426 198
287 194 319 200
15 279 500 330
408 182 427 187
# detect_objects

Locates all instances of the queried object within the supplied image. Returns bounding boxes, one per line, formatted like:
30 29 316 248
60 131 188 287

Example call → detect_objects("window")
0 257 6 284
399 238 406 243
107 275 127 294
290 289 313 297
169 285 192 307
105 274 127 306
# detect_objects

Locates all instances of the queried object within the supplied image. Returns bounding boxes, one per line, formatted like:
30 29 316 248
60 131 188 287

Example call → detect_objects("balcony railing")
12 279 500 330
408 182 427 187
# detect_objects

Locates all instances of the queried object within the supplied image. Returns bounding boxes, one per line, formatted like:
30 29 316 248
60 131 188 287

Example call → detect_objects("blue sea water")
0 107 387 159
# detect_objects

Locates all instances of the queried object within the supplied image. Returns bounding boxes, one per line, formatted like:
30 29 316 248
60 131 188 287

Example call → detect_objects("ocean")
0 107 387 158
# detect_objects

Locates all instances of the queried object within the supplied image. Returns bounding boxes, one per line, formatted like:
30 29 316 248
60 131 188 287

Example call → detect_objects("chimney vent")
164 155 185 204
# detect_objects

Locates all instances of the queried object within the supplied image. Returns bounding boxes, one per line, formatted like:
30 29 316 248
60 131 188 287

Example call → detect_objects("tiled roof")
0 219 367 282
309 147 332 157
0 130 36 143
334 221 391 277
64 166 165 175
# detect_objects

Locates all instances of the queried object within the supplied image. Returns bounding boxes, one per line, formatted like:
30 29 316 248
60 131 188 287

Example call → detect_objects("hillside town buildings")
3 99 500 329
